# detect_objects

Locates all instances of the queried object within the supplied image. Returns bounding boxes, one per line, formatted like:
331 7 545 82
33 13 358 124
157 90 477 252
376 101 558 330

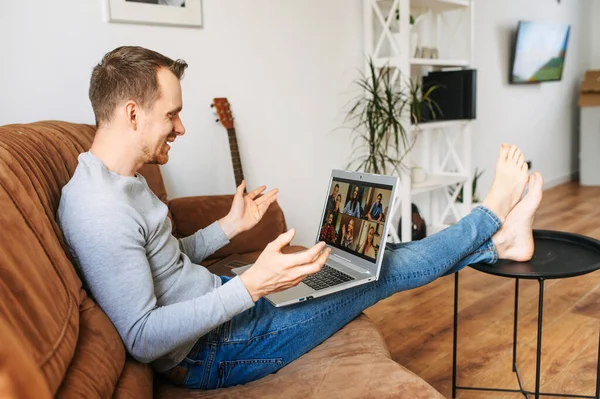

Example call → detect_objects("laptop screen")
318 177 394 263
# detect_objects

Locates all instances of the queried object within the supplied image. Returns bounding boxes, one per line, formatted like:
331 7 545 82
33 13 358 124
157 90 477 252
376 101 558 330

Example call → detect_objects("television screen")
510 21 570 84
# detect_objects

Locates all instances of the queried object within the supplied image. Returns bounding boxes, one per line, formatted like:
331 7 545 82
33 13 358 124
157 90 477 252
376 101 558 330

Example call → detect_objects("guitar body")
212 98 246 192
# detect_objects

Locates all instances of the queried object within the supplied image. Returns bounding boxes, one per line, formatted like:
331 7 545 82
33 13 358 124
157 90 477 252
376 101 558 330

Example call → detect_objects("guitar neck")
227 127 245 189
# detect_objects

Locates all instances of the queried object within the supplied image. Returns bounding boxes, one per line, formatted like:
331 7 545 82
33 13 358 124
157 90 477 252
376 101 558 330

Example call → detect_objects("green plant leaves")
346 58 433 174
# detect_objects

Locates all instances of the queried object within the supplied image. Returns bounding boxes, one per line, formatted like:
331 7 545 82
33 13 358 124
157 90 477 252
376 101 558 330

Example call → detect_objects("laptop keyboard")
302 265 355 291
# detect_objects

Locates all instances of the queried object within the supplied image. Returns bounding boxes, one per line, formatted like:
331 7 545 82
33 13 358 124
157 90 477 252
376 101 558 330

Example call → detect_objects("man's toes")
512 146 523 161
498 144 510 162
508 145 518 160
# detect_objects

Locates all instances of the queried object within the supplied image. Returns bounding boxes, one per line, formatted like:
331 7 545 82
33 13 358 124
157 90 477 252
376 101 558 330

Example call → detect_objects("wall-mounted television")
509 21 571 84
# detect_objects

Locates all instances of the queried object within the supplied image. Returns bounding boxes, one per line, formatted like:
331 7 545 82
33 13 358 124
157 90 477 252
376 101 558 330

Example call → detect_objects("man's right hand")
239 229 330 302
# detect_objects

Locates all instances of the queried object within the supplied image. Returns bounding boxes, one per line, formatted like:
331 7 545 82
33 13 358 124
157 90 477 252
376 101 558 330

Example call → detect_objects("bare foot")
493 172 544 261
481 144 529 223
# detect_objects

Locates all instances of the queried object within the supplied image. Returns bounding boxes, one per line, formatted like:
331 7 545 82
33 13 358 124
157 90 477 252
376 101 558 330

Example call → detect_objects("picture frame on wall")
105 0 202 28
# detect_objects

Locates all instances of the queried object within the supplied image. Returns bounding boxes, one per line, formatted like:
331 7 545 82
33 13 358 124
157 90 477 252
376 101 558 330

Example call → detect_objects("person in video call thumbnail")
333 194 342 213
343 186 362 217
367 193 384 221
325 184 339 216
359 225 377 258
319 213 337 242
340 218 355 248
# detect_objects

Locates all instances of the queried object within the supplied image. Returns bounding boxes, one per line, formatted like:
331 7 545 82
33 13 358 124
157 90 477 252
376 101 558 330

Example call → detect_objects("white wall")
0 0 594 246
592 0 600 68
0 0 363 246
472 0 592 196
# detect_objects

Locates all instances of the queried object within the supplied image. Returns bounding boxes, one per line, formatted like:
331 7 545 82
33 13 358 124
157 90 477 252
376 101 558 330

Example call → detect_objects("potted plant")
409 79 443 124
345 58 411 174
345 58 441 174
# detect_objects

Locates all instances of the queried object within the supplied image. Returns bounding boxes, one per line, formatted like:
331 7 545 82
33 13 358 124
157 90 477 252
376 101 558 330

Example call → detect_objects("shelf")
373 57 402 69
410 0 470 12
412 173 468 195
410 58 470 67
411 120 471 132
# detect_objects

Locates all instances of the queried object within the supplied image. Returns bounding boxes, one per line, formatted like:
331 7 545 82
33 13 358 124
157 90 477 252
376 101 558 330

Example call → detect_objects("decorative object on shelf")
398 203 427 242
420 47 431 59
409 78 442 124
411 166 428 183
104 0 202 28
422 69 477 121
430 48 439 59
345 58 414 174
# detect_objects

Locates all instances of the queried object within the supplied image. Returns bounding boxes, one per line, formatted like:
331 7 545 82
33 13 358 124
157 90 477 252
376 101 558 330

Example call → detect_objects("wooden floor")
364 181 600 398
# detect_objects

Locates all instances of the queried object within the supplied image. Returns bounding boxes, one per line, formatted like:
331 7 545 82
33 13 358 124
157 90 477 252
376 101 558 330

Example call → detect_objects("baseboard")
544 171 578 189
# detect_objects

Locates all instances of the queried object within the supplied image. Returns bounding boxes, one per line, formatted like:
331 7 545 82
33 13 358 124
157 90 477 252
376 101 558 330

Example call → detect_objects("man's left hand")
219 181 279 240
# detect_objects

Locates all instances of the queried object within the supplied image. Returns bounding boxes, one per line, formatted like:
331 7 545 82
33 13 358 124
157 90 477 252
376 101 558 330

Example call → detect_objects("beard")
142 143 169 165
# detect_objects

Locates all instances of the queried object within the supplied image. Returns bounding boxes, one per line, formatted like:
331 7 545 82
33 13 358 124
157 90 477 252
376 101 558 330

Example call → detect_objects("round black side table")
452 230 600 399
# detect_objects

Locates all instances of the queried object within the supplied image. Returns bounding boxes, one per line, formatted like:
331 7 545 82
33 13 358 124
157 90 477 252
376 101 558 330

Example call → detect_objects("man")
58 46 543 390
325 184 339 216
367 193 384 221
319 213 337 243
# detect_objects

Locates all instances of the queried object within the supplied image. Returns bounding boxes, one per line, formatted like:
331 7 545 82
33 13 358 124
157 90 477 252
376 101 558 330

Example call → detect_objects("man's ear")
125 100 139 129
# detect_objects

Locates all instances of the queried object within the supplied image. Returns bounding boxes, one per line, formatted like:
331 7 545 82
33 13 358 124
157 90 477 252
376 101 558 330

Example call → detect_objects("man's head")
89 46 188 165
377 193 382 204
333 184 339 197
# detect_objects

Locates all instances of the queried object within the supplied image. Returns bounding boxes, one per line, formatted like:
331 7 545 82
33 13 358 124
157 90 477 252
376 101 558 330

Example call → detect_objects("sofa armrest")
168 195 288 259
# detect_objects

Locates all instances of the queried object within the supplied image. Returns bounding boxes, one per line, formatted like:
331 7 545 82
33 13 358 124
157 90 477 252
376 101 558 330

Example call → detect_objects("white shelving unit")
363 0 475 243
410 58 469 67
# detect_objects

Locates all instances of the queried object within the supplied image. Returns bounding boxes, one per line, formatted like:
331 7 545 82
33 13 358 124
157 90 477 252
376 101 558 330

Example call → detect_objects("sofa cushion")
0 313 52 399
0 122 132 396
169 195 288 259
154 313 444 399
113 356 155 399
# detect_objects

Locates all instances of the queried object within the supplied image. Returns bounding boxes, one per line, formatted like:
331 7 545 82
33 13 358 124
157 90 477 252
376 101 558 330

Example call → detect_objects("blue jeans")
168 206 501 389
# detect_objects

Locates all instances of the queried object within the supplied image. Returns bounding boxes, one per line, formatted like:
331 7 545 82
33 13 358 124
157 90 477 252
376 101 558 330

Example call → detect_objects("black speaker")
422 69 477 121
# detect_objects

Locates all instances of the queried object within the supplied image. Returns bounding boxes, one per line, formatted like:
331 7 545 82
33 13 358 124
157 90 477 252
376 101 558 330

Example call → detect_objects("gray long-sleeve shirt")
57 152 255 372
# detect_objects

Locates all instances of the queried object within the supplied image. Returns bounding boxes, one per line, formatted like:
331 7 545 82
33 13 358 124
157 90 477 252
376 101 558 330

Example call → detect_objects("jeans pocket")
181 358 205 389
218 358 284 388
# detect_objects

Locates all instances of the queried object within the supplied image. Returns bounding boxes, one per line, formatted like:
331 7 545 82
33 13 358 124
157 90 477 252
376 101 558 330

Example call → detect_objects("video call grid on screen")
317 177 393 263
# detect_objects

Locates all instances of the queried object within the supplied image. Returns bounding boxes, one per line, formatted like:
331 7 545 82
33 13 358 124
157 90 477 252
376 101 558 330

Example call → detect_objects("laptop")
232 169 399 307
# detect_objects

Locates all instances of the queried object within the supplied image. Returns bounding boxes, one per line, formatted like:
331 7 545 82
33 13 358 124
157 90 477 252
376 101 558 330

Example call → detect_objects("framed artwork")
105 0 202 28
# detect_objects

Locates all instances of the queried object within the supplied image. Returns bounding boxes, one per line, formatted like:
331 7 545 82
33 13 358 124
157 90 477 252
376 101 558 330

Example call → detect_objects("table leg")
513 278 519 372
452 271 459 399
535 278 545 399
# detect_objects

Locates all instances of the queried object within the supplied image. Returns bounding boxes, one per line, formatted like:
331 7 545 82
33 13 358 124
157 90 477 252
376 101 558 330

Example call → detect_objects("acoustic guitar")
211 97 246 192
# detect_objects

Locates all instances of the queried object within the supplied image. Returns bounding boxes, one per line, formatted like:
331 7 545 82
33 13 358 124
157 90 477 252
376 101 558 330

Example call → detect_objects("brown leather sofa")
0 121 443 398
